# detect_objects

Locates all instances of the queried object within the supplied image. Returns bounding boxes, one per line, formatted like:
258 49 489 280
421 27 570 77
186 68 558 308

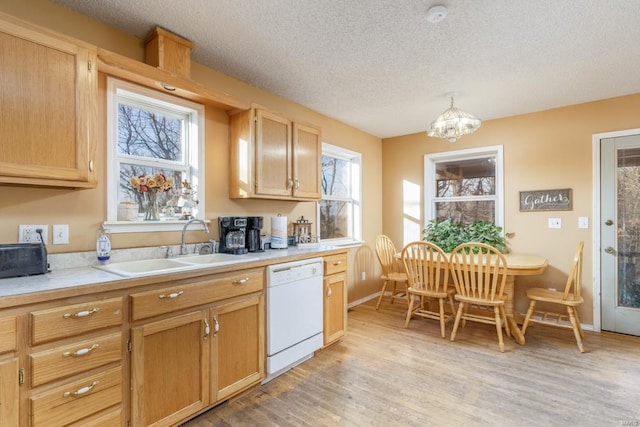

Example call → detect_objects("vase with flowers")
130 173 174 221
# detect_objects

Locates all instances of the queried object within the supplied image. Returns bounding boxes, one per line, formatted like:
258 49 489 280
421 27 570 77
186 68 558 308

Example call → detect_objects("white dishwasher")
264 257 324 383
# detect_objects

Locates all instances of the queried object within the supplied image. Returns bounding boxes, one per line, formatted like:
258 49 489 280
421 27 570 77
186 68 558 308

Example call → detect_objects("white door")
601 135 640 335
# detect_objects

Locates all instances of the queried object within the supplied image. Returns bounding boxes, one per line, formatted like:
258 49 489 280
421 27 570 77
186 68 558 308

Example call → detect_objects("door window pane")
617 147 640 308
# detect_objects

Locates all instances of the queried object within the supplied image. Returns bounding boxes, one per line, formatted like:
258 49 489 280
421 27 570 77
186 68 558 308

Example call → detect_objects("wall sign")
519 188 572 211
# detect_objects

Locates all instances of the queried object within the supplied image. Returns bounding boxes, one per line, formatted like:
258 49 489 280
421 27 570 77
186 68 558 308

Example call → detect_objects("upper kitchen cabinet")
0 12 97 189
229 107 321 201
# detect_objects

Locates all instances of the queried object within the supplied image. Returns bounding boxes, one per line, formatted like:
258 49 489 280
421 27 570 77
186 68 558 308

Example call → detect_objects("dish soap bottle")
96 227 111 263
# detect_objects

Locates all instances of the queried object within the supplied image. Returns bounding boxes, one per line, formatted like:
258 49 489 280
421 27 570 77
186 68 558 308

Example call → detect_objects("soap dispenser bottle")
96 227 111 263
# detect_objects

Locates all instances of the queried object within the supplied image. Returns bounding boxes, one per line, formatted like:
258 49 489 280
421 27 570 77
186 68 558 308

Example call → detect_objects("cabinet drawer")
68 407 122 427
131 268 264 321
0 316 17 353
30 332 122 387
30 297 123 345
30 366 122 427
324 253 347 276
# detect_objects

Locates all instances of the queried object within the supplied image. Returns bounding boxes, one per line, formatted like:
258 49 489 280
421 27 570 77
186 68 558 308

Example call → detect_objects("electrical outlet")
19 225 48 244
361 271 366 281
548 218 562 229
53 224 69 245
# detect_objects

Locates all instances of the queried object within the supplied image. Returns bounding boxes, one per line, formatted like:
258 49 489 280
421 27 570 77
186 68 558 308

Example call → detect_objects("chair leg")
567 306 585 353
390 281 397 304
500 305 511 337
447 294 456 316
375 280 389 310
450 302 465 342
438 298 446 338
461 303 469 328
573 308 585 338
404 292 415 328
494 306 505 353
521 300 537 335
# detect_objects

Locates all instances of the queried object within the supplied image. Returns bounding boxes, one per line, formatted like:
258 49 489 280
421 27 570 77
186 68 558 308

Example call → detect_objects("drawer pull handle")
158 291 183 299
213 316 220 335
63 380 99 397
203 319 210 340
332 261 343 266
327 286 332 297
232 277 250 285
63 308 100 319
63 344 99 358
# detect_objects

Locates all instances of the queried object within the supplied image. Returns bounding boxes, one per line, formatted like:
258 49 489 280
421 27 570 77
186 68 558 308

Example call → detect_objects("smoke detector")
426 5 448 23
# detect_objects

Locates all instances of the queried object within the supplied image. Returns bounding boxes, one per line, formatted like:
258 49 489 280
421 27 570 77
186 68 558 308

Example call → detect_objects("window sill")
321 238 363 248
103 219 210 234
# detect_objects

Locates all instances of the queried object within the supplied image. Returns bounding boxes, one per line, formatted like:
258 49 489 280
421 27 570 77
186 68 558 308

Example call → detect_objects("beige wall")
0 0 384 302
5 1 640 316
383 93 640 324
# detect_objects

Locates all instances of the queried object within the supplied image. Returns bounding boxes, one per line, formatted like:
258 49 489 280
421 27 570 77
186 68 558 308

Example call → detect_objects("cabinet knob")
232 277 250 285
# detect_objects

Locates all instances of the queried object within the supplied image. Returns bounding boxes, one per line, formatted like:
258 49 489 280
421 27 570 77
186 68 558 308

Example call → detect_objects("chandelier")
427 96 482 142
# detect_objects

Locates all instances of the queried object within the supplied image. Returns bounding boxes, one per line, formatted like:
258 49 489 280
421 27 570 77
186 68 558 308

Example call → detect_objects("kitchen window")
424 145 504 226
319 143 361 243
104 78 205 232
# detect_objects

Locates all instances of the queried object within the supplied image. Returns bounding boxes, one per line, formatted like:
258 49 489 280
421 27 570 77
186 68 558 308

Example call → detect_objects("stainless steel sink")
94 253 260 277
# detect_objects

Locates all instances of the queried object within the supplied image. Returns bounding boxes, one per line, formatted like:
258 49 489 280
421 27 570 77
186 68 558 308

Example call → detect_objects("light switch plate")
548 218 562 229
53 224 69 244
578 217 589 229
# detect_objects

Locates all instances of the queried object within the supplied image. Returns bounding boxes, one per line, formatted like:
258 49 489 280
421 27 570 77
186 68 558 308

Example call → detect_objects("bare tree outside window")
434 157 497 225
117 105 185 213
107 78 203 225
320 148 360 241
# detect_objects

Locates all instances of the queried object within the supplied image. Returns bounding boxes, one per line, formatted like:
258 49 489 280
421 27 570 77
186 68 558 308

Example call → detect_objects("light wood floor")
184 298 640 426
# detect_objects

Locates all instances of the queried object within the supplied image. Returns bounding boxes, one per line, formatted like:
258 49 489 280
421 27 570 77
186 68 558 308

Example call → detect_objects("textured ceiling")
51 0 640 138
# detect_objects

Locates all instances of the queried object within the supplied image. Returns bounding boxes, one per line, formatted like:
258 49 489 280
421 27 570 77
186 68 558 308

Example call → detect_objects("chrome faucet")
180 219 210 255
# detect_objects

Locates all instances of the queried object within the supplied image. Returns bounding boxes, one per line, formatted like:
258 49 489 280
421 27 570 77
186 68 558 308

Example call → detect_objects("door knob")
605 219 613 226
604 246 615 254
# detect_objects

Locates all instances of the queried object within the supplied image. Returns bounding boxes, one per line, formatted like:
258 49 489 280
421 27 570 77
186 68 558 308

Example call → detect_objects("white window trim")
424 145 504 227
104 77 206 233
319 142 363 245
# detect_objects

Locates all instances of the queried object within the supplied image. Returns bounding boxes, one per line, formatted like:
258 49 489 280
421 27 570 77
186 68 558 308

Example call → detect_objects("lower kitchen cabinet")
0 357 18 426
210 293 264 402
323 253 348 347
323 272 347 346
130 310 210 427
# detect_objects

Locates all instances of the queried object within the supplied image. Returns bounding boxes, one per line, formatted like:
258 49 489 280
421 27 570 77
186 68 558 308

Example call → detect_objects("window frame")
424 145 504 227
104 77 206 233
318 143 362 245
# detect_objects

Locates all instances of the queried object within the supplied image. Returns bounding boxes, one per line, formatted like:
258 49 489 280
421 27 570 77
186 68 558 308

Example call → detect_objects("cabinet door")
131 311 210 427
324 273 347 347
0 14 97 188
0 357 18 427
255 109 292 198
210 294 264 402
293 123 322 199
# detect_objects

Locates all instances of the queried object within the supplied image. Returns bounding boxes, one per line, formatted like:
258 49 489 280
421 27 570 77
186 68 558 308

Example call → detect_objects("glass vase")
144 190 160 221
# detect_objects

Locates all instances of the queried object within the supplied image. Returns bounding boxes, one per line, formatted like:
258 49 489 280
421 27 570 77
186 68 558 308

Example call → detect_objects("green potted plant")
422 219 510 253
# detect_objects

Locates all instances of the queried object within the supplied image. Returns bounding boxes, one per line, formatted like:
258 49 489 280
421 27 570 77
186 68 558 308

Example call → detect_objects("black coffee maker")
246 216 263 252
219 217 248 254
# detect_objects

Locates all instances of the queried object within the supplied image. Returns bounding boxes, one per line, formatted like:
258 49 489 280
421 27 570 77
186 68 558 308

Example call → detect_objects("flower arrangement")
129 173 174 193
130 173 173 220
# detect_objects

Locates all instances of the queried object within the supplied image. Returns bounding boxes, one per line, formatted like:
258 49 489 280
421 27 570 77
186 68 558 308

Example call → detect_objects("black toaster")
0 243 49 279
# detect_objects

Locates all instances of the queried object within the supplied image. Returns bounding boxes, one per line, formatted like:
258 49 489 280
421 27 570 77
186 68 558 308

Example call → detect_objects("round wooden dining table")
501 254 548 344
